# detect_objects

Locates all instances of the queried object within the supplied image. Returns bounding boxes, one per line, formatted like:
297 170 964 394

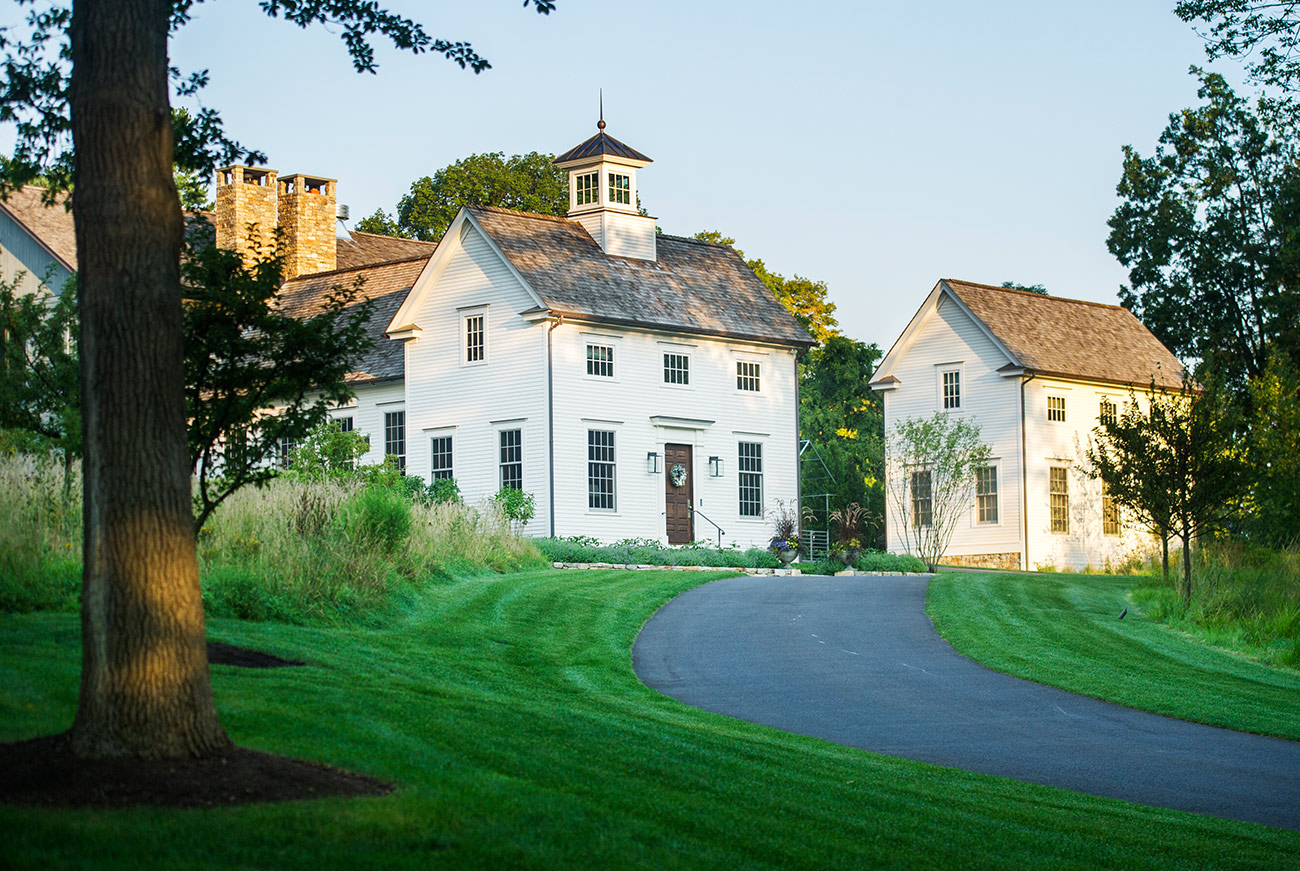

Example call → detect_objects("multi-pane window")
335 416 354 433
500 429 523 491
1102 482 1121 536
464 313 485 363
738 442 763 517
911 470 933 528
1099 399 1117 426
1050 466 1069 533
609 173 631 205
278 436 297 469
384 411 406 471
663 352 689 385
942 369 961 409
976 466 998 524
586 344 614 378
737 360 761 392
587 430 616 510
576 172 598 206
1048 395 1066 422
430 436 453 480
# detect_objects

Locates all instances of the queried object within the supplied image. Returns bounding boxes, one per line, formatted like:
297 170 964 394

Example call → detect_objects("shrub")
494 487 536 526
534 537 780 569
340 485 412 554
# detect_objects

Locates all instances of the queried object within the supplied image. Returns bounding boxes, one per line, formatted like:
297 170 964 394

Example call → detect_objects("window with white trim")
1102 481 1120 536
911 470 933 527
500 429 522 491
737 360 761 392
430 436 453 481
335 416 354 433
663 352 689 385
608 173 631 205
586 343 614 378
975 465 998 524
1048 395 1066 422
278 436 297 469
575 172 598 206
587 429 616 511
1050 466 1069 533
1099 398 1117 426
738 442 763 517
463 312 485 364
384 411 406 471
941 368 961 410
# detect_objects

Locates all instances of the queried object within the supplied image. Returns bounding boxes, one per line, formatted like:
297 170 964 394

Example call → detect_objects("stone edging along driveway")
550 561 928 577
632 573 1300 832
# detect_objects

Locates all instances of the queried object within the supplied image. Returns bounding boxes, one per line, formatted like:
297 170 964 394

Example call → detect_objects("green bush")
855 551 927 572
494 487 536 525
340 485 412 554
535 537 780 568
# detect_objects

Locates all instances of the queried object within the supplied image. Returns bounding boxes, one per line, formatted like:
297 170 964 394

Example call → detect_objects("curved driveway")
632 574 1300 831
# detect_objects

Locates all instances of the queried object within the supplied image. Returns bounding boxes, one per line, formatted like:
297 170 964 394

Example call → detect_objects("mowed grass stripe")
1 569 1297 870
927 571 1300 740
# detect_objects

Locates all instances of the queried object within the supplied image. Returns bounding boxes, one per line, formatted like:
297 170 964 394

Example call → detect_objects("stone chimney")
277 173 337 279
215 166 278 265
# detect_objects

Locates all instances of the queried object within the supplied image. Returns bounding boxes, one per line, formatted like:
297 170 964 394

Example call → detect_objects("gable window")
586 343 614 378
1102 482 1120 536
1099 398 1117 426
463 311 486 364
941 368 961 410
384 411 406 471
738 442 763 517
1047 395 1066 423
975 465 998 524
576 172 598 206
500 429 523 491
609 173 631 205
737 360 761 392
587 429 616 511
663 352 690 385
430 436 453 480
911 470 933 527
1050 466 1069 533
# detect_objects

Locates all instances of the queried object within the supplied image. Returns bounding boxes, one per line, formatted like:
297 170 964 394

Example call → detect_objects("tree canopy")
393 151 569 242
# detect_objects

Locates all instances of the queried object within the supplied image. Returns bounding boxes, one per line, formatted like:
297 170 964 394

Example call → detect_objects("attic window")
609 173 631 205
576 172 599 206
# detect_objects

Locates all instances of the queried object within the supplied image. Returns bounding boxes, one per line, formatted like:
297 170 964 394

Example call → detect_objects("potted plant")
767 499 801 565
829 502 866 567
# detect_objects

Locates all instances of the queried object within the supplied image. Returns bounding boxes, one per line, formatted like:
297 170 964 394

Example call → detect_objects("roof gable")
0 186 76 271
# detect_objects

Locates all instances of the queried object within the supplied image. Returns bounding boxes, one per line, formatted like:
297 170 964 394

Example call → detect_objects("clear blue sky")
168 1 1233 349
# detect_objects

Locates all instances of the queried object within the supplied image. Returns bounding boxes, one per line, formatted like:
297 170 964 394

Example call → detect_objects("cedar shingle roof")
469 206 813 348
335 231 437 271
277 257 427 383
942 279 1186 389
554 130 652 165
0 185 76 270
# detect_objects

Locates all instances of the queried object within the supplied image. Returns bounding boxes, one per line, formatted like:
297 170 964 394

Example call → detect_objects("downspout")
795 348 803 548
547 316 563 538
1020 372 1036 571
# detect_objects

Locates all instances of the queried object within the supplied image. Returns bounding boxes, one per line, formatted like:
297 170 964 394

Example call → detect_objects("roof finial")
598 89 606 131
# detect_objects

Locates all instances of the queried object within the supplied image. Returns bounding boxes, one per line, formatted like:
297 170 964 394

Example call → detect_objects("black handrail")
688 506 726 547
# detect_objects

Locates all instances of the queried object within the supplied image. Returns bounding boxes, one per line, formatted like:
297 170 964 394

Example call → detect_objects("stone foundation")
943 552 1021 570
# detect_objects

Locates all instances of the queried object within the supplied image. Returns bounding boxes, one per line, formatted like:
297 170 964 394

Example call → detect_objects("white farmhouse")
869 279 1185 571
0 186 76 299
1 123 813 547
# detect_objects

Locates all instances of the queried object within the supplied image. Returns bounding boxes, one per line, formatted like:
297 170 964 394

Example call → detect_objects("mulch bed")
0 643 392 809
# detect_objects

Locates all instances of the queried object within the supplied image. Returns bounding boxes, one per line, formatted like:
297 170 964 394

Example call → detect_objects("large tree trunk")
67 0 229 758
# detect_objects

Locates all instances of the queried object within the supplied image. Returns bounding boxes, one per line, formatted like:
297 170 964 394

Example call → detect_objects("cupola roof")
554 126 652 167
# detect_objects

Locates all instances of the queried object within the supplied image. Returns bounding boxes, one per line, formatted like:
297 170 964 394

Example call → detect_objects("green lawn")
927 571 1300 740
3 568 1298 869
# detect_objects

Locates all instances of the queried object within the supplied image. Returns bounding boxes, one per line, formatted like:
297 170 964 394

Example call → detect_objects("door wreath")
669 463 688 488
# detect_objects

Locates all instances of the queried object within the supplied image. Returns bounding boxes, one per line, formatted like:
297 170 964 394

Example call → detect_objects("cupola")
554 114 656 261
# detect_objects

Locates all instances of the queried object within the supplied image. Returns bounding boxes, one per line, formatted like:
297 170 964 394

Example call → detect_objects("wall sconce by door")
708 456 723 477
647 452 662 474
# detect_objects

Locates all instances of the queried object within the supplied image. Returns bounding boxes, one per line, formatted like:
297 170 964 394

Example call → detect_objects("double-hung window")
463 309 486 365
736 360 761 392
587 430 616 511
911 470 933 528
335 416 354 433
384 411 406 471
430 436 453 480
1102 481 1120 536
586 343 615 378
1099 398 1117 426
500 429 523 491
975 465 998 524
941 368 961 410
1050 466 1069 533
663 352 690 385
738 442 763 517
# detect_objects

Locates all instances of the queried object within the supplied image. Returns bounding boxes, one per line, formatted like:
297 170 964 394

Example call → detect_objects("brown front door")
664 443 694 544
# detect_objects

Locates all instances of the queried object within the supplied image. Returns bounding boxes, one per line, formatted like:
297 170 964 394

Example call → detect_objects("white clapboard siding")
330 380 405 468
551 326 799 548
0 211 71 298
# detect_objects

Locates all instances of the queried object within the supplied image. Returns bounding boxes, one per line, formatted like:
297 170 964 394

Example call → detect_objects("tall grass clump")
0 451 81 613
1131 540 1300 668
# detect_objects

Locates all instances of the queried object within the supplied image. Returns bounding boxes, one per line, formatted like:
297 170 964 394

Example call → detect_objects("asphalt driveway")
632 573 1300 831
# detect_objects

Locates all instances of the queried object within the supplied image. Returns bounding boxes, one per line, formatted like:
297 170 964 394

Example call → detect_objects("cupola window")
576 172 599 206
608 173 631 205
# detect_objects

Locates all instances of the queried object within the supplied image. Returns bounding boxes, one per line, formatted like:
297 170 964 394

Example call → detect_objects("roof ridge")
943 278 1129 313
285 255 429 283
470 204 577 225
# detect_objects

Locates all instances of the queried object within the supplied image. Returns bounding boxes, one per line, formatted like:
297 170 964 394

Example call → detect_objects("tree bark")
67 0 229 758
1181 521 1193 609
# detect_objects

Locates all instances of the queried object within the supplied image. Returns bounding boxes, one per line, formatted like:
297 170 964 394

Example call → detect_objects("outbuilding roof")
941 279 1186 389
466 206 813 348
